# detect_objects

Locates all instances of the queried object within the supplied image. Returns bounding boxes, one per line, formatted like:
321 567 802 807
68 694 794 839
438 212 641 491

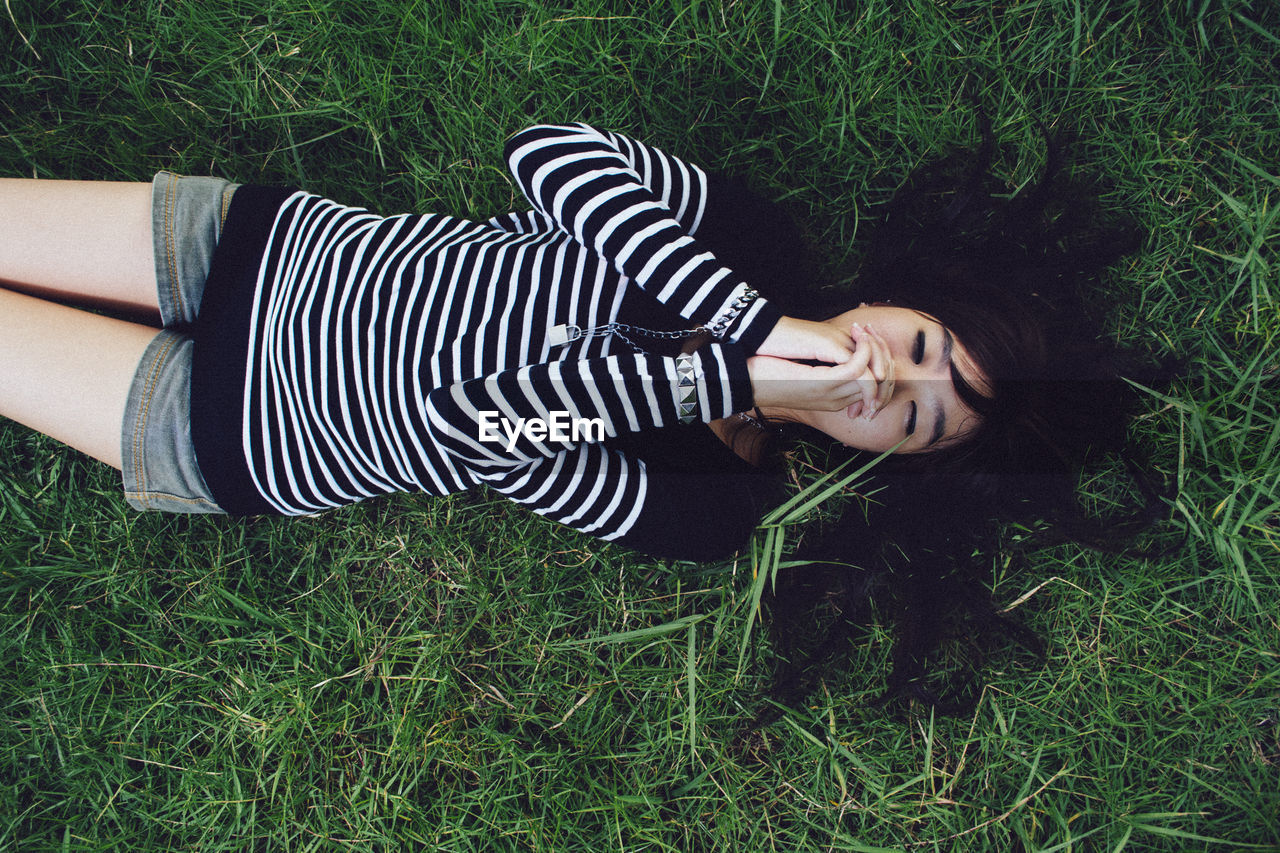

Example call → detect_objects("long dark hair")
698 121 1179 719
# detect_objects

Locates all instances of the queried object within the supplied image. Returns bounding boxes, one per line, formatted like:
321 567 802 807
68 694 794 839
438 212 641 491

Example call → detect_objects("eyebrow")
928 398 947 447
927 328 955 447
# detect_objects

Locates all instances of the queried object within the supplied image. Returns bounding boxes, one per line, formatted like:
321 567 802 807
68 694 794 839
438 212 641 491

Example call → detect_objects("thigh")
0 286 156 468
0 178 160 321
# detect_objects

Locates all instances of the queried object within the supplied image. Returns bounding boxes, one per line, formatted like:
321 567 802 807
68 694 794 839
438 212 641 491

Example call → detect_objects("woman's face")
801 304 988 453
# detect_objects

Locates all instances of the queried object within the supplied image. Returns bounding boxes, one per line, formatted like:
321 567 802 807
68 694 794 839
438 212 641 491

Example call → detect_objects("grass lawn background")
2 1 1278 849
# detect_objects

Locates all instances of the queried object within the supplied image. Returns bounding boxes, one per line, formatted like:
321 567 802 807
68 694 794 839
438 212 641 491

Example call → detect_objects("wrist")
727 295 781 353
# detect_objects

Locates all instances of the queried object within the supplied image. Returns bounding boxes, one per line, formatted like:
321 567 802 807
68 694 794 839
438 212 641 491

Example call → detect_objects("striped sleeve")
422 344 752 470
504 123 781 352
474 445 771 560
473 447 649 545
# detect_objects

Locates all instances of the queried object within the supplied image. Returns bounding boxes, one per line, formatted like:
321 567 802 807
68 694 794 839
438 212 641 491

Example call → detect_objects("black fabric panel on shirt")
603 423 780 561
190 184 296 516
695 173 809 307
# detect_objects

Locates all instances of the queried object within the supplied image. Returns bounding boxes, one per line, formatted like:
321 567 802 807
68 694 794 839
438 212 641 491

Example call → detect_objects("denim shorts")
120 172 238 514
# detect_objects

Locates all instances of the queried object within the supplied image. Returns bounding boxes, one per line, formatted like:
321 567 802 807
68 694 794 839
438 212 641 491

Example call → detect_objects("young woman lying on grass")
0 121 1166 709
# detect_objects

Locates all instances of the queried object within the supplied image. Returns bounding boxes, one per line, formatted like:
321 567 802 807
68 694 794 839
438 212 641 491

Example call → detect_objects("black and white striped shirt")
190 124 781 555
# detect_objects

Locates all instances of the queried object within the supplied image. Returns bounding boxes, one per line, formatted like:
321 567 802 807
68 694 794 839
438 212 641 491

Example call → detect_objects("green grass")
3 0 1279 849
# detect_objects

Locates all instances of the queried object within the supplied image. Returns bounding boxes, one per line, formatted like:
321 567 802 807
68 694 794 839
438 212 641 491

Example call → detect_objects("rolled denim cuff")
151 171 239 326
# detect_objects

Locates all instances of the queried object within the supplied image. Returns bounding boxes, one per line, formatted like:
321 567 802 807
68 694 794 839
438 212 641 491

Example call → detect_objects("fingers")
818 323 856 365
846 326 873 375
854 323 899 418
822 347 880 414
748 355 872 413
801 317 857 365
748 322 899 416
849 324 880 417
864 324 895 410
756 316 857 365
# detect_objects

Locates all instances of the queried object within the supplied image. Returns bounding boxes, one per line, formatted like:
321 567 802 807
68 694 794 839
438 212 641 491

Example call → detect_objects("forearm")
505 124 782 350
425 344 753 467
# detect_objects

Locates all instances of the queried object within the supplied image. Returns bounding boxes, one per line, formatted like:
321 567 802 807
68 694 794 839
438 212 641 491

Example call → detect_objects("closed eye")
912 330 925 364
905 400 917 437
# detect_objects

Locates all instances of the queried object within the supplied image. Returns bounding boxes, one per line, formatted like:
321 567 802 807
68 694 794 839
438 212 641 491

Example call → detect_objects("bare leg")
0 179 160 321
0 287 156 468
